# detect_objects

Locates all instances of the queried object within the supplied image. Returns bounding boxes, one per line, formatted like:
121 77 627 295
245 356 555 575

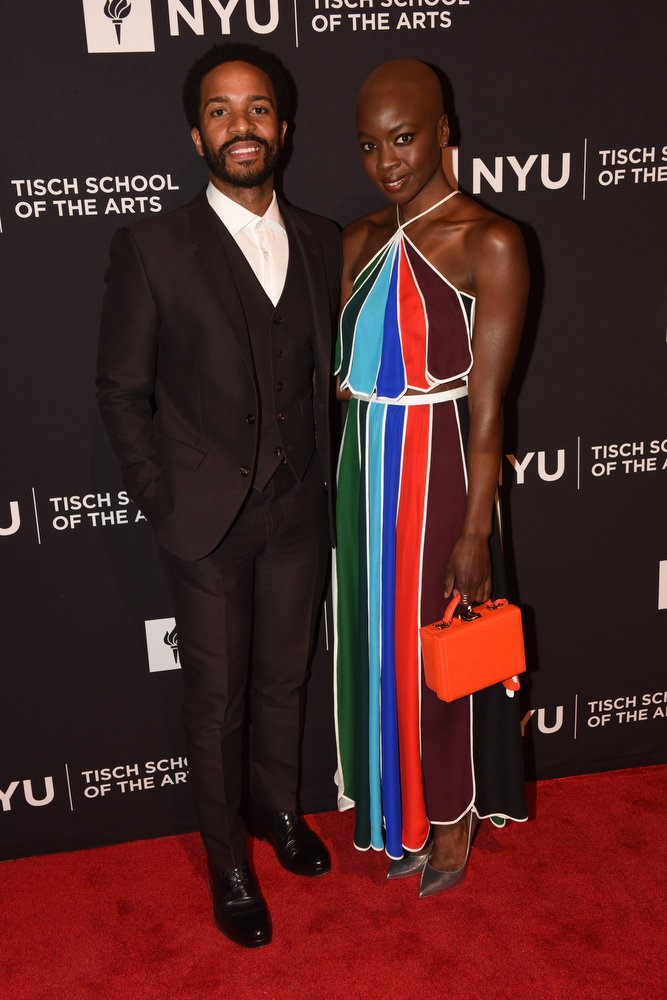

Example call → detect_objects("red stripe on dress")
398 242 430 391
394 406 431 851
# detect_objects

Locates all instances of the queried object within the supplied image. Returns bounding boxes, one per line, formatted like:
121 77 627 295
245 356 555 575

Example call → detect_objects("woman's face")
356 89 449 205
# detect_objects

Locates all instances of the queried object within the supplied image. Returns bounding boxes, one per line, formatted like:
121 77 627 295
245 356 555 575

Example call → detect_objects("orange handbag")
420 594 526 702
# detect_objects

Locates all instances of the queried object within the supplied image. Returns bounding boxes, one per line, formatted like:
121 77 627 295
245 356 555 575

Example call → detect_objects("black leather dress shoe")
247 805 331 877
208 862 271 948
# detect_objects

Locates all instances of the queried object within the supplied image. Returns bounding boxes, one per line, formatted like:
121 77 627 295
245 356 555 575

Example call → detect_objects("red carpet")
1 766 665 1000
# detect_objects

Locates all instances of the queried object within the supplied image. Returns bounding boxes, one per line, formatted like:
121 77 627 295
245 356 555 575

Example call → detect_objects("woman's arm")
443 218 529 604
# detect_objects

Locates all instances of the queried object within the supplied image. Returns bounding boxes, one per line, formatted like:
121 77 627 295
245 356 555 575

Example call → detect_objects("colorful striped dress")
333 192 527 859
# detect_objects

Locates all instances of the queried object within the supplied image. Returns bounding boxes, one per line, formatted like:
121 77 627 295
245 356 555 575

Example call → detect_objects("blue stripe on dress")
380 404 405 858
347 245 397 396
376 250 406 400
337 247 391 386
367 402 385 849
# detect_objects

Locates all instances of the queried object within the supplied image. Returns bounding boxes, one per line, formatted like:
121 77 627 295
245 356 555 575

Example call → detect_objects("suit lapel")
280 202 332 382
187 189 255 377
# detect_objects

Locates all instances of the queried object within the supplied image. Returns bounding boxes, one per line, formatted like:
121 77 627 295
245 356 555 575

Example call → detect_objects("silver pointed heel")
386 838 432 879
418 814 479 898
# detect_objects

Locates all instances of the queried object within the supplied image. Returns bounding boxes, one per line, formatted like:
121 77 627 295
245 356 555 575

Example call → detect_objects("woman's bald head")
357 60 445 127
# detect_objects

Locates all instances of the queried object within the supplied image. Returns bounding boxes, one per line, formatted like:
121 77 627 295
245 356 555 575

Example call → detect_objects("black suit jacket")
96 188 342 561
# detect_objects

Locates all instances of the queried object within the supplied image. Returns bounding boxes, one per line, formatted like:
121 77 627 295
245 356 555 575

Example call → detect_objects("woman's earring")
442 140 448 148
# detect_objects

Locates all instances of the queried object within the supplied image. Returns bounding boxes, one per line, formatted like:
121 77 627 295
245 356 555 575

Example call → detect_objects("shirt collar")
206 183 285 237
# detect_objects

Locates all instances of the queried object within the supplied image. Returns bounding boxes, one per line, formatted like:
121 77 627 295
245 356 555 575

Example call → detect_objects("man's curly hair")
183 42 290 131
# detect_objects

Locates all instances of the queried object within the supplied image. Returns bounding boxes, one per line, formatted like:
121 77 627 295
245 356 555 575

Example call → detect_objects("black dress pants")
157 457 329 869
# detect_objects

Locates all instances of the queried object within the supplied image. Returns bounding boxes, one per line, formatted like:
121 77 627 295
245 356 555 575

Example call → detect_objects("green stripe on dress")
335 399 362 802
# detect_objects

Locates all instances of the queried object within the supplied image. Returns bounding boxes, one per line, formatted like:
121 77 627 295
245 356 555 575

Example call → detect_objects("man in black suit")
96 43 341 949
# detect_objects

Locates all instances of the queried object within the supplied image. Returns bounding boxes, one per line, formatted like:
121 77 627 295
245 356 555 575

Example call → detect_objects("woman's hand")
336 375 352 401
443 533 492 606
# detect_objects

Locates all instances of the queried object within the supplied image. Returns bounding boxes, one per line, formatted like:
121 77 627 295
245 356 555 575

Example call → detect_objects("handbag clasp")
457 607 481 623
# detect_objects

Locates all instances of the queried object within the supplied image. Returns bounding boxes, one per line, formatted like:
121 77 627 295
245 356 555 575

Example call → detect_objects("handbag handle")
434 594 508 630
441 593 461 627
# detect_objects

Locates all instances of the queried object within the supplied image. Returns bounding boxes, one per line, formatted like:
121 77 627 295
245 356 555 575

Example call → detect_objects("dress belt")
350 384 468 406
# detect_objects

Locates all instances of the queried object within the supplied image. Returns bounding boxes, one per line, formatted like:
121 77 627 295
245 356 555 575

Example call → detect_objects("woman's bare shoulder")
343 205 394 248
450 196 528 297
454 193 524 255
342 205 395 281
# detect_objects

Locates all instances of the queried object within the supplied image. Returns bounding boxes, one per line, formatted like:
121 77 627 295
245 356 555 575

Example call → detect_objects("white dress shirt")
206 183 289 306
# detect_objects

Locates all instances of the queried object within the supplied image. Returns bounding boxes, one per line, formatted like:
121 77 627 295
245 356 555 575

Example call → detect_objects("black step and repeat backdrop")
1 1 665 861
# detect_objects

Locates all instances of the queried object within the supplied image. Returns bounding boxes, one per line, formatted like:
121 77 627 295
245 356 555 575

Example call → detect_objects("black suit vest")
214 215 316 490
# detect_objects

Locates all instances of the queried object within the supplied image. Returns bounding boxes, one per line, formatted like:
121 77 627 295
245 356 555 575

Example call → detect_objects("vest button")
274 349 284 357
273 315 283 324
246 414 255 423
275 382 284 391
273 447 283 456
240 467 249 476
276 413 285 422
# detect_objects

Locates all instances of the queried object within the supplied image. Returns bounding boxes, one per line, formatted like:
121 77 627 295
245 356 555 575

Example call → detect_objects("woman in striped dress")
333 60 529 897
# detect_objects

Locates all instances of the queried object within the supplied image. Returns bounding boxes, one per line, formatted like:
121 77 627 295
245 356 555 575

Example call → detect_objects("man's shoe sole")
212 911 272 948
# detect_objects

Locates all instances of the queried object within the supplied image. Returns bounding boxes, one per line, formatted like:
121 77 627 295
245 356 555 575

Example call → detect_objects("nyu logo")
168 0 280 36
145 617 181 672
164 624 179 664
83 0 281 52
659 561 667 611
0 500 21 536
0 777 55 811
504 450 566 485
472 153 571 195
82 0 155 52
105 0 132 43
521 707 564 737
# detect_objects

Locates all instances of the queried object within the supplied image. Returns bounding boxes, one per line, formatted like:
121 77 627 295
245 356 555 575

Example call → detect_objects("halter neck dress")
333 192 527 858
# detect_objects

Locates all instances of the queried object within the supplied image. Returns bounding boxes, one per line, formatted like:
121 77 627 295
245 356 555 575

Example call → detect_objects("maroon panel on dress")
419 400 472 823
404 241 472 382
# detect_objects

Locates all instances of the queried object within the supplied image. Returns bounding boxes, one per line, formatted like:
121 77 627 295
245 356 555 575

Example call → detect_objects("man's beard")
201 132 282 189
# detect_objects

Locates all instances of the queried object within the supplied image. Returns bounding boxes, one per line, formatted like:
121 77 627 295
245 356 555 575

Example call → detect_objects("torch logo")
163 625 179 665
104 0 132 45
82 0 154 53
145 617 181 672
